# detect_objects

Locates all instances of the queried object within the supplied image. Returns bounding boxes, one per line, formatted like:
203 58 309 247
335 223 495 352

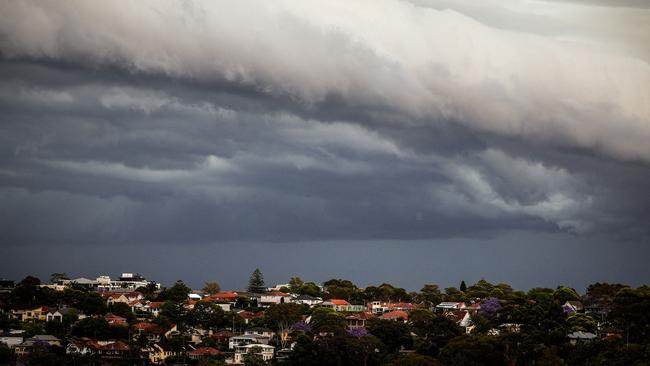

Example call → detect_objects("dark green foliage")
288 333 382 366
385 353 441 366
108 302 136 323
297 282 322 297
189 300 227 329
242 346 266 366
61 288 107 314
310 307 347 334
440 335 506 366
366 319 412 353
553 286 580 303
71 317 111 340
409 309 462 357
160 280 191 302
323 279 356 300
160 300 188 326
419 284 442 305
247 269 266 294
0 344 13 365
459 281 467 292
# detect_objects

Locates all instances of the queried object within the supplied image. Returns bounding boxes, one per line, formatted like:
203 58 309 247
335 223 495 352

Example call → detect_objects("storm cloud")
0 0 649 288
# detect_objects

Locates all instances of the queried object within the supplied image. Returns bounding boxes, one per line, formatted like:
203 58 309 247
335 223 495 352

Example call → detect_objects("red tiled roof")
330 299 350 306
380 310 409 320
133 322 168 334
346 312 375 320
148 302 163 309
447 311 468 322
212 292 238 299
388 303 414 309
239 311 264 319
189 347 221 356
266 291 289 297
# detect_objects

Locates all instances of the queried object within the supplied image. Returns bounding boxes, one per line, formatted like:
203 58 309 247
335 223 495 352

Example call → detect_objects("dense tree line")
1 274 649 365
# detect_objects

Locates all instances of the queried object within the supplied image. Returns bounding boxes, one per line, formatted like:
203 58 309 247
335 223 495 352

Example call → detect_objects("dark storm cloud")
0 0 649 255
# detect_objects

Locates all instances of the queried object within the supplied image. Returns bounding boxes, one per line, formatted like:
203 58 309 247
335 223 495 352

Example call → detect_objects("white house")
231 344 274 364
260 292 291 305
292 295 322 306
435 302 465 311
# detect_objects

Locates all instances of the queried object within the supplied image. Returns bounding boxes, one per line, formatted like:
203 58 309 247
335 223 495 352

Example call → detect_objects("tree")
49 272 69 284
242 346 266 366
409 310 462 357
190 300 227 329
247 269 266 294
161 280 191 302
385 353 441 366
203 281 221 295
567 313 598 333
459 281 467 292
323 279 357 300
265 303 305 348
366 319 412 353
288 277 304 292
480 297 501 316
310 307 347 335
298 282 322 298
10 276 42 308
440 335 506 366
160 300 188 327
553 286 580 303
72 317 111 340
420 284 442 306
443 287 464 302
108 302 136 323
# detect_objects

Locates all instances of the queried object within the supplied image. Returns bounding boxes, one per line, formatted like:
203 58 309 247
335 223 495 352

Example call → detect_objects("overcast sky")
1 0 649 292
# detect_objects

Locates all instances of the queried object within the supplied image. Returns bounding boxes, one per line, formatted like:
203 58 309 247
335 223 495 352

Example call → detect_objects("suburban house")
460 303 482 315
435 302 466 311
143 343 180 364
292 294 323 306
0 334 24 348
134 322 178 343
95 340 131 360
231 344 274 365
260 291 291 305
15 335 61 356
244 327 275 339
208 291 239 303
568 331 597 345
238 310 265 324
322 299 367 313
104 313 128 326
380 310 409 322
346 312 375 329
66 339 97 355
144 302 163 316
103 291 143 306
188 346 222 360
229 334 271 349
46 307 78 322
563 300 585 314
369 302 415 314
12 306 48 322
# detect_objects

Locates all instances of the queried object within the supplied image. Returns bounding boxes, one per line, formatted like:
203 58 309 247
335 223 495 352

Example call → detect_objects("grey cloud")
1 0 649 162
0 1 649 289
1 63 647 246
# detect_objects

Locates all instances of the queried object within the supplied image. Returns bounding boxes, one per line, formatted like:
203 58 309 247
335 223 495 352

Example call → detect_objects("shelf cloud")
1 0 649 259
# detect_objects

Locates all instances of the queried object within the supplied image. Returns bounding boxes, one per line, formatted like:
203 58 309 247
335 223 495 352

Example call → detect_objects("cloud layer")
1 0 649 247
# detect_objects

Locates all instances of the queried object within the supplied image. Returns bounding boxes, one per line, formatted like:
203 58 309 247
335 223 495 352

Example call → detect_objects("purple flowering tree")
480 297 501 316
291 321 312 333
347 327 370 337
